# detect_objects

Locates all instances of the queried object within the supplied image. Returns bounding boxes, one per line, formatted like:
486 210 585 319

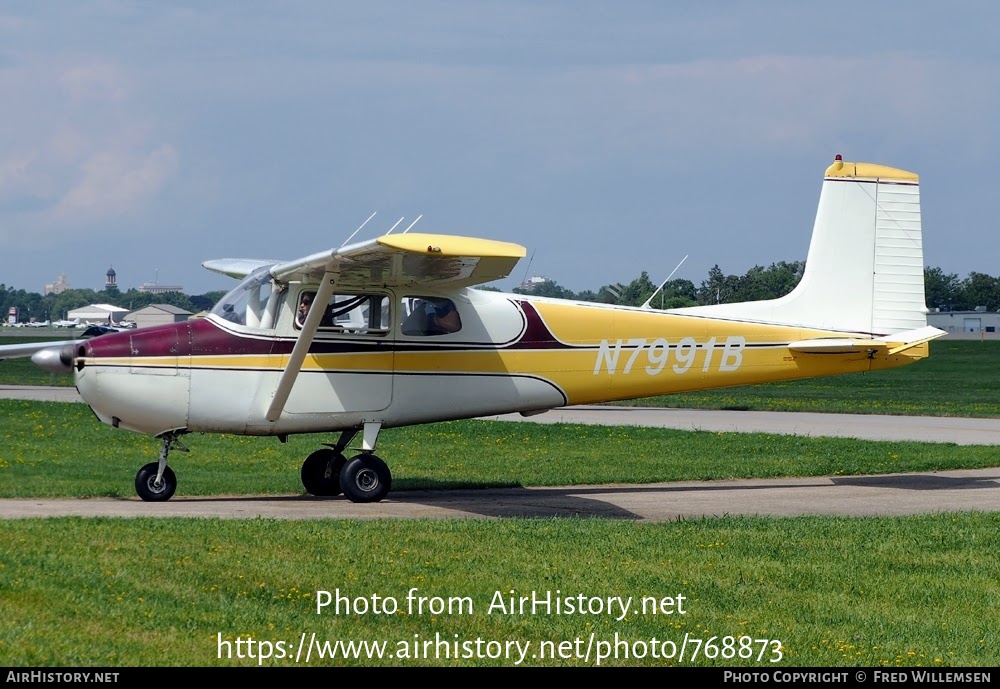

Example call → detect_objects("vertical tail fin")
675 156 927 336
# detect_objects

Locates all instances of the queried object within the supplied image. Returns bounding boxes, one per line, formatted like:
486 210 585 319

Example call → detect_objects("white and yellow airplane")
6 156 944 504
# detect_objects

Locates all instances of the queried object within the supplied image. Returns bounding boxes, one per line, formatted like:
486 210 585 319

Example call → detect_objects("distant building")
126 304 193 330
928 309 1000 338
138 281 184 294
517 276 551 293
68 303 129 324
106 266 117 290
44 274 71 295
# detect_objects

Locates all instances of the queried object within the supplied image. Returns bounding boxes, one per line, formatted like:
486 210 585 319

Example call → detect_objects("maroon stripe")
514 300 570 349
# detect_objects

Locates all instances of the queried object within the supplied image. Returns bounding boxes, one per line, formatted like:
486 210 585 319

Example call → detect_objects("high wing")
270 233 526 288
205 233 527 288
202 233 527 422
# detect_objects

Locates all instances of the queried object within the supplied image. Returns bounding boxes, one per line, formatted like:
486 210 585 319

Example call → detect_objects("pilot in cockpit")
402 298 461 335
297 292 314 327
426 299 461 334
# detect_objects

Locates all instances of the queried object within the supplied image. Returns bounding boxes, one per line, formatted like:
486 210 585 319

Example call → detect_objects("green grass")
1 515 997 667
620 340 1000 417
0 334 75 386
1 400 998 498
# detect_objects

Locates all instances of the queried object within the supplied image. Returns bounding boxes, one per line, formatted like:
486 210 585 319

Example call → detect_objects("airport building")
68 303 129 325
927 309 1000 339
138 281 185 294
126 304 193 330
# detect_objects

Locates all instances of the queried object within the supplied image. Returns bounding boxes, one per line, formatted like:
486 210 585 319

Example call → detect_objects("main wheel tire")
135 463 177 502
339 454 391 503
301 449 346 496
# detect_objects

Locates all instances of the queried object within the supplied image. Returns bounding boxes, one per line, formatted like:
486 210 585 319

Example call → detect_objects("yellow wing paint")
377 233 527 259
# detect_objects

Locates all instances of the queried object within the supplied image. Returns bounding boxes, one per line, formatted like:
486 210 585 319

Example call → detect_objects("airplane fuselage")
74 287 928 438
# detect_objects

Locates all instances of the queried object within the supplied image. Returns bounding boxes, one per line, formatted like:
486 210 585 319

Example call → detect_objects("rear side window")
400 296 462 336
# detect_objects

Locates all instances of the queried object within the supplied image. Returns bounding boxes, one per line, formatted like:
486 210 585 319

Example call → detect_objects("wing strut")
266 273 337 422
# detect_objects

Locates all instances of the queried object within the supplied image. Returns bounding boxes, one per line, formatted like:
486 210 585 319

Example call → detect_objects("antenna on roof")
519 250 536 288
640 254 688 310
402 215 423 234
340 212 377 247
384 217 405 235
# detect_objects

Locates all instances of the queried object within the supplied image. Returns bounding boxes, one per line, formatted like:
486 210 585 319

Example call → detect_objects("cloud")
0 56 179 241
600 53 1000 154
48 144 179 224
59 62 129 105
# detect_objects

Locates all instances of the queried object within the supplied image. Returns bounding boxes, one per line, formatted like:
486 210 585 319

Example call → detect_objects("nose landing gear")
135 432 188 502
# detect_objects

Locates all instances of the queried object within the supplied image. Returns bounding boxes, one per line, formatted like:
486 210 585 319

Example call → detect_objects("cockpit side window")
296 291 390 336
401 296 462 336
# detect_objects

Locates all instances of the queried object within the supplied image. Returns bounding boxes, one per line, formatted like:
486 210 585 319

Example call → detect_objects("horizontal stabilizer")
788 326 946 354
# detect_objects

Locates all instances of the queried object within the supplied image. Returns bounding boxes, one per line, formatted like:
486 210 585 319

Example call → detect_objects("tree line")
2 264 996 323
512 261 805 308
0 285 226 323
515 264 1000 312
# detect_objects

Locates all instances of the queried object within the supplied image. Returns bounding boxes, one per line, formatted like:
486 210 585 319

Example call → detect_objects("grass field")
2 399 999 498
1 515 997 667
1 340 998 668
0 334 73 386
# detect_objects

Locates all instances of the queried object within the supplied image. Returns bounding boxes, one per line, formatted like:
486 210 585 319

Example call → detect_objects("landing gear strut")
301 423 392 503
135 432 188 502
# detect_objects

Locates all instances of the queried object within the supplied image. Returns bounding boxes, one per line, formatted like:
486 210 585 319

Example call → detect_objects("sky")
1 2 998 297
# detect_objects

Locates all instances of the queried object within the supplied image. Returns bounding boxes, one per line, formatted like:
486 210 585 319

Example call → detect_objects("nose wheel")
135 463 177 502
135 432 187 502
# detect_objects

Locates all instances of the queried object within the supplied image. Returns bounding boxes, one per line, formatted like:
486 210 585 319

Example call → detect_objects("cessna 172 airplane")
4 156 945 504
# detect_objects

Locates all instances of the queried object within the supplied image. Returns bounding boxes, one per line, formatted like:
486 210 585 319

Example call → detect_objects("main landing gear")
300 425 392 503
135 432 188 502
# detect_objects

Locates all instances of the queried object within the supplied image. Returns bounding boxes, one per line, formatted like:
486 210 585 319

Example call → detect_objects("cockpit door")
281 291 394 415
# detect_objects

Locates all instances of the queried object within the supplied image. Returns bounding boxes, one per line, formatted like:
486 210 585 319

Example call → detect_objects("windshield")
210 266 275 327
